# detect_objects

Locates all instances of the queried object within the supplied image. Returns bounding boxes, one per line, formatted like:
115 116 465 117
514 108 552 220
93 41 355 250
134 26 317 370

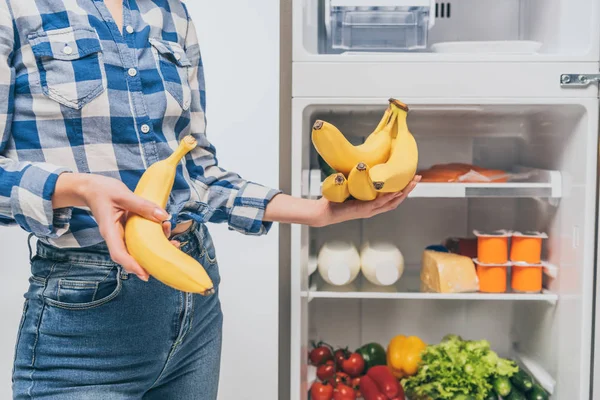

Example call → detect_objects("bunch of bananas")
312 98 419 203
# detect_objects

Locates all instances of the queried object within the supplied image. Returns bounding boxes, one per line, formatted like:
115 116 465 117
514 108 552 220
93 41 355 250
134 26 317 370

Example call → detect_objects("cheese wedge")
421 250 479 293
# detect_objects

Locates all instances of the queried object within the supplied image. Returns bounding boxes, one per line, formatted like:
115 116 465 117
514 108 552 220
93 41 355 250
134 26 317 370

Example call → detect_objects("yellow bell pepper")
387 335 427 378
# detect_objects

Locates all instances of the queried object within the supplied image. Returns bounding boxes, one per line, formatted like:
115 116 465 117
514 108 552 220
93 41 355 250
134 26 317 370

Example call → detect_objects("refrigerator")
287 0 600 398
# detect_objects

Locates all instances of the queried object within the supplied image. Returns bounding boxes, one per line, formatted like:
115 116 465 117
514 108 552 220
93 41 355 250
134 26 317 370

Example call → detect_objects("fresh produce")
318 360 337 381
333 383 357 400
527 384 549 400
360 243 405 287
360 366 405 400
311 381 334 400
492 376 512 396
334 348 349 370
318 154 337 179
348 162 379 201
317 241 361 286
310 342 334 366
351 377 362 398
322 173 350 203
369 99 419 193
510 369 534 392
342 352 366 378
453 395 476 400
506 388 527 400
334 372 351 388
312 106 397 176
356 342 388 372
403 335 518 400
387 335 427 378
484 390 498 400
124 135 214 295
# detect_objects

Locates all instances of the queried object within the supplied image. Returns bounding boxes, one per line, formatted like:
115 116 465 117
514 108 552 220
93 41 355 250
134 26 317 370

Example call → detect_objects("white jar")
360 242 405 286
317 241 361 286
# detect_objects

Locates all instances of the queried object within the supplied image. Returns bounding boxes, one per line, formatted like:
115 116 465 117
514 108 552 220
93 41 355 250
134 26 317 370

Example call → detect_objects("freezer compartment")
328 0 433 51
297 0 598 58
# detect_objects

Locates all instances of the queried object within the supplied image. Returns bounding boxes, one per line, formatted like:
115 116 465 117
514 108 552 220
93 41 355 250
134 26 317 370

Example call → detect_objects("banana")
322 173 350 203
348 162 378 201
124 136 215 296
312 107 397 176
369 99 419 193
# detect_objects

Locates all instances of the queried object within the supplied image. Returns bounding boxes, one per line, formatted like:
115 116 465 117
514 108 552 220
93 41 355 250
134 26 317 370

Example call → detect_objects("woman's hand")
263 176 421 227
53 173 177 281
312 176 421 227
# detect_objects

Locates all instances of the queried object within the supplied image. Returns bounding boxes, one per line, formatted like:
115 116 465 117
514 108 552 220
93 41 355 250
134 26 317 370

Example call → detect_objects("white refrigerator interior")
290 0 600 399
0 2 281 400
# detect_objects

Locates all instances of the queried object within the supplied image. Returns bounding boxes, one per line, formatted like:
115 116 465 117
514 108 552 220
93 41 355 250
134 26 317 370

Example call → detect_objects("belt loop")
27 234 36 262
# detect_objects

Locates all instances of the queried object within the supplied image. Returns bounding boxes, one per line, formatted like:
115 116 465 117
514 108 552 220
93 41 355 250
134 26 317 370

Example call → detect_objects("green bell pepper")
356 342 387 373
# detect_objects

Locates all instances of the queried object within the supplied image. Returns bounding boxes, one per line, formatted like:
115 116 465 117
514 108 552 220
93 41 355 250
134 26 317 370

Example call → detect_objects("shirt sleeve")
0 3 73 238
181 11 281 236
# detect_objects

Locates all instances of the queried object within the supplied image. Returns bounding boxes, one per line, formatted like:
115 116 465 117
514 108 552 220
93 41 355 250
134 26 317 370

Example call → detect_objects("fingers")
100 223 149 282
162 221 172 238
170 240 181 248
119 192 169 223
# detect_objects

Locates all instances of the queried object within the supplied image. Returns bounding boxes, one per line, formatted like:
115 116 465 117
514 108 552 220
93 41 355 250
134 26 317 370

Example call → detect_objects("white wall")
187 2 281 399
0 2 281 399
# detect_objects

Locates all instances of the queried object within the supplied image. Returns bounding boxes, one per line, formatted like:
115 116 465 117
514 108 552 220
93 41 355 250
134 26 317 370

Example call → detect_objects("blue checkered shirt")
0 0 280 248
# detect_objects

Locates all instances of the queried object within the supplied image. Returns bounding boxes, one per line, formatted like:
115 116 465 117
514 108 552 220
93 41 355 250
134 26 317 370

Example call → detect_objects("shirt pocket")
27 27 107 110
149 38 192 111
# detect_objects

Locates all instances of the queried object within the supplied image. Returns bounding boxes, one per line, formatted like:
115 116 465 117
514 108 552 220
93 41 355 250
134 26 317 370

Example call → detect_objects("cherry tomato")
342 353 366 378
310 343 334 366
333 372 351 388
351 376 362 398
333 383 357 400
317 360 336 381
334 348 349 370
311 381 334 400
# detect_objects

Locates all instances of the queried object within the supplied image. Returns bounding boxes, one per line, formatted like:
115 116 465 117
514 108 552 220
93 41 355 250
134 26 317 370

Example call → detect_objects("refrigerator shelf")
303 272 558 304
307 166 562 199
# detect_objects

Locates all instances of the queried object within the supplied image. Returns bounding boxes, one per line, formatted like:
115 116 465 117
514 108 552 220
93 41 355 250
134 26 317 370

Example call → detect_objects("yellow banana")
322 173 350 203
369 99 419 193
125 136 215 296
312 107 397 176
348 162 378 201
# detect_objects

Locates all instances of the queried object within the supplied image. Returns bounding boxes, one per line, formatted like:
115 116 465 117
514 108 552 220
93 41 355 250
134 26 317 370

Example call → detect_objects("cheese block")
421 250 479 293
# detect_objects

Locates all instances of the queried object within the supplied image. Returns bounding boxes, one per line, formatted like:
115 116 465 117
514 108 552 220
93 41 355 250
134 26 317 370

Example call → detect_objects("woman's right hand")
53 173 171 281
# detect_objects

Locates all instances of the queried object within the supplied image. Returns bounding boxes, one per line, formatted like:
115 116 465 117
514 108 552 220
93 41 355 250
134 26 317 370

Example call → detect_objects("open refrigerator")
288 0 600 399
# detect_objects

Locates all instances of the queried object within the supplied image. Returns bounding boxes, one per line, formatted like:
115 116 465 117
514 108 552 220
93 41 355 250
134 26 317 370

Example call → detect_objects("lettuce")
403 335 518 400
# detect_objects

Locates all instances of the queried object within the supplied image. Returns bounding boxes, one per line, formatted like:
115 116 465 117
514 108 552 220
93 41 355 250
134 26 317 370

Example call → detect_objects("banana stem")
166 135 198 167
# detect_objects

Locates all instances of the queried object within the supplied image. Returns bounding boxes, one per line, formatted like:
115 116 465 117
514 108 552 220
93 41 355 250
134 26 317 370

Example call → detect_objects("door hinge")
560 73 600 87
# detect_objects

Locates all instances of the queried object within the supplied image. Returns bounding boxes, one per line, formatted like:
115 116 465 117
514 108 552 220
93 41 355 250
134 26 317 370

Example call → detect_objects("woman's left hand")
311 175 421 227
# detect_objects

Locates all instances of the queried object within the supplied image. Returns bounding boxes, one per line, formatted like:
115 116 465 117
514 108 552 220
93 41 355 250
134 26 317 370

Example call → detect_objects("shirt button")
128 68 138 77
125 25 134 34
141 124 150 134
62 45 73 55
174 53 182 61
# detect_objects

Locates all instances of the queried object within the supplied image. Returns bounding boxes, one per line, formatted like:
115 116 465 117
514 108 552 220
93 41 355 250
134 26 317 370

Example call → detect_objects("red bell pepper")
359 366 406 400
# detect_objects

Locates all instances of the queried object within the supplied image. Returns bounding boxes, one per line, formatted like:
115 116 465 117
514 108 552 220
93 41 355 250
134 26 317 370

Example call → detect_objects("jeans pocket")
11 300 29 381
42 263 122 310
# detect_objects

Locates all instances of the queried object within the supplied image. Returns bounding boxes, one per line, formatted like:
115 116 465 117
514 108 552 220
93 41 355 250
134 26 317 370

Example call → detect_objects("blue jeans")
12 223 223 399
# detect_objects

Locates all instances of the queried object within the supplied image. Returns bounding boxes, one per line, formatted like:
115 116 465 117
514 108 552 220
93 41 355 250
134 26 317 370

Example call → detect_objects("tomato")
351 377 362 398
311 381 334 400
317 360 336 381
310 343 334 366
333 372 351 387
342 353 366 378
333 383 356 400
334 348 349 370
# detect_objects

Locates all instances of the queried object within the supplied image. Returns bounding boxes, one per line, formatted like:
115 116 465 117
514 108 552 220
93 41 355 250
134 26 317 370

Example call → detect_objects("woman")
1 0 419 398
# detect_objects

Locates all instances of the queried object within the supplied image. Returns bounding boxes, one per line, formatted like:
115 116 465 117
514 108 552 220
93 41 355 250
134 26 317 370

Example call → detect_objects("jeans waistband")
35 220 202 266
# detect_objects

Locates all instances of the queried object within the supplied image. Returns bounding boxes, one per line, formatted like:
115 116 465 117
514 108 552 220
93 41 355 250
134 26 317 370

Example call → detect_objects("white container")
360 242 405 286
317 241 361 286
327 0 434 52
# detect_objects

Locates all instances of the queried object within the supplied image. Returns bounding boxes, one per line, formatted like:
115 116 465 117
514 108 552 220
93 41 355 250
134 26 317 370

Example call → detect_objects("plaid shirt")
0 0 280 248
